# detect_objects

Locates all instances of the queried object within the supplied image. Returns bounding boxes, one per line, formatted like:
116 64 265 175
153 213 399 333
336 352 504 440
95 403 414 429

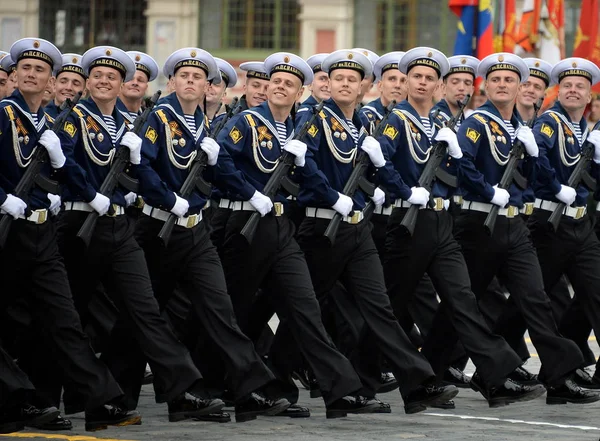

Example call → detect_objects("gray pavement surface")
2 336 599 441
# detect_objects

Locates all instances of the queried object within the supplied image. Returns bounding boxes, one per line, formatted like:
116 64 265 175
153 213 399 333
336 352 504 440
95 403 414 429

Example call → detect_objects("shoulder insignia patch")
244 114 256 127
45 113 55 124
548 112 561 124
229 126 243 144
145 126 158 144
4 105 15 121
466 128 481 143
383 124 399 140
156 109 168 125
540 123 554 138
73 107 85 118
473 114 487 124
308 124 318 138
392 109 406 120
64 121 77 138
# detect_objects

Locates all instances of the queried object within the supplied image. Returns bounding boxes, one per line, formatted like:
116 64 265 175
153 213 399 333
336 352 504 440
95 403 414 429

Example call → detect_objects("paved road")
1 337 599 441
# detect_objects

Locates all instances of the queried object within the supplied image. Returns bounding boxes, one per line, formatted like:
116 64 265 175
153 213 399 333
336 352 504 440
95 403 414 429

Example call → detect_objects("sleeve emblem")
229 127 243 144
383 124 398 140
466 128 481 143
145 126 158 144
540 123 554 138
64 121 77 138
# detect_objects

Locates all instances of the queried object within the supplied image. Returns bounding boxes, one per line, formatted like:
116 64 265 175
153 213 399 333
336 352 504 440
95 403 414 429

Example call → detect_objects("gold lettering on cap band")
135 62 152 79
312 63 322 73
558 68 593 82
247 70 270 80
270 63 305 82
407 58 441 76
220 71 230 86
58 64 86 78
529 68 550 85
486 63 521 78
90 57 127 77
174 59 209 75
329 61 366 78
447 66 475 77
18 50 54 67
381 62 399 74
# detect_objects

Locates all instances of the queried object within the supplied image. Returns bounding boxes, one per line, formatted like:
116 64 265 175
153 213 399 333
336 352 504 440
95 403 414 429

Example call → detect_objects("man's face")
7 70 18 95
309 71 330 101
206 80 226 106
0 71 8 98
267 72 303 108
173 67 208 104
444 72 474 106
517 76 546 108
329 68 362 107
243 78 269 107
590 98 600 122
55 72 85 105
377 69 407 104
42 76 55 106
484 70 520 106
15 59 52 96
358 75 374 102
86 66 123 102
121 70 149 101
558 76 592 113
406 66 439 103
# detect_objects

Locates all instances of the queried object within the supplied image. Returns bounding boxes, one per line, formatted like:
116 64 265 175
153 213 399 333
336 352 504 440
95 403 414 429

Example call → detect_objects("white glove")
47 193 61 216
171 193 189 217
121 132 142 165
89 193 111 216
516 126 538 157
360 136 386 167
200 137 220 166
371 187 386 206
39 130 66 168
407 186 430 207
435 127 462 159
588 131 600 163
248 190 273 216
124 192 137 207
555 184 576 206
332 193 354 216
282 139 307 167
0 194 27 219
490 184 510 207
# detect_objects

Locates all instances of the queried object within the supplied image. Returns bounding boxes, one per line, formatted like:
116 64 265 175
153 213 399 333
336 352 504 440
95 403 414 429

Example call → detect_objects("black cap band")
90 57 127 79
174 59 209 76
445 66 475 79
529 68 550 86
270 63 305 83
58 64 86 79
558 68 593 83
18 50 54 68
486 63 521 79
407 58 441 77
135 62 151 80
329 61 365 79
246 70 269 80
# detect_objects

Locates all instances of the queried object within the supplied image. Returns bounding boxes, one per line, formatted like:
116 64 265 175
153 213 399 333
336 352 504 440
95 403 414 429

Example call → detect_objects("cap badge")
498 55 504 62
191 50 197 57
461 58 466 64
284 56 290 63
72 57 78 63
348 53 353 60
105 49 112 56
135 55 141 62
427 51 433 57
572 61 577 68
33 40 40 48
535 61 540 67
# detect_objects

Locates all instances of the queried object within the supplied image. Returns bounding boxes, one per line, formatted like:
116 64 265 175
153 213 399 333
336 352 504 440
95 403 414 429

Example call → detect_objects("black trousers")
384 208 522 388
220 211 363 406
529 210 600 373
0 345 34 408
0 218 122 410
454 211 584 385
296 216 435 398
57 211 202 407
135 215 274 401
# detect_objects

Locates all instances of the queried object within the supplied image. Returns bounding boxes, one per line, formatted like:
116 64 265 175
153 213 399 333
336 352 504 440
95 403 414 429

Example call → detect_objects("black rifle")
547 133 598 232
399 95 470 236
239 101 326 245
76 91 161 247
157 97 243 246
483 99 541 235
323 100 397 245
0 92 82 248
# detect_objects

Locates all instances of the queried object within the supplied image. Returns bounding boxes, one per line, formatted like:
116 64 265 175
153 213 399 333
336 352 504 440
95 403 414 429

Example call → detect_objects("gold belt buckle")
523 203 534 216
506 206 518 218
433 198 444 211
34 209 47 224
186 214 198 228
348 211 361 224
273 202 284 217
575 206 585 219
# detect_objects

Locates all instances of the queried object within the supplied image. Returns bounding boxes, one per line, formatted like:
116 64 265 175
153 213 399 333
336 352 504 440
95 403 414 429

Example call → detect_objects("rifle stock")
157 97 243 246
399 94 470 236
239 101 326 245
483 99 541 235
0 92 82 248
76 90 162 247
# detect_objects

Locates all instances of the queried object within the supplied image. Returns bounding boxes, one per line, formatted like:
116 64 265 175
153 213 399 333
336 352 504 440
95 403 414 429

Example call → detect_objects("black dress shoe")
85 404 141 432
470 373 546 408
325 395 381 419
443 367 471 388
371 399 391 414
193 412 231 423
403 384 459 414
21 404 60 428
508 366 540 386
377 372 399 394
272 403 310 418
168 392 225 422
431 400 455 410
546 378 600 404
29 415 73 431
234 392 290 423
572 368 600 390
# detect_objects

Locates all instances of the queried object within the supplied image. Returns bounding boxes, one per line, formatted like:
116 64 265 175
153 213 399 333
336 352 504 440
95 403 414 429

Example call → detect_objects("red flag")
515 0 542 54
503 0 518 52
573 0 600 93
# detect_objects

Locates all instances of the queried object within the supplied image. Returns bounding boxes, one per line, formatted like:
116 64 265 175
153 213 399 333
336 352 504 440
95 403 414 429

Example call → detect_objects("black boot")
168 392 225 422
470 372 546 408
546 378 600 404
572 368 600 390
193 412 232 423
443 367 471 388
29 414 73 431
403 384 459 414
20 404 60 428
377 372 399 393
85 404 141 432
508 366 540 386
325 396 382 419
272 403 310 418
234 391 290 423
